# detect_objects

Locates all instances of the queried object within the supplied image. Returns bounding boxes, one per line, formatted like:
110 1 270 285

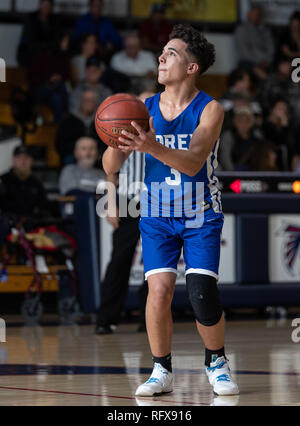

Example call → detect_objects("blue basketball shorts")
139 211 224 280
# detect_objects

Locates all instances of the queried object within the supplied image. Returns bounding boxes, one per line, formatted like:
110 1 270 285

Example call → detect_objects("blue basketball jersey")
142 91 222 220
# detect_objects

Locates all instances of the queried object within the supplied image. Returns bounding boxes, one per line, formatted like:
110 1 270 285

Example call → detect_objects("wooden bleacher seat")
0 66 61 168
0 67 28 103
0 103 16 126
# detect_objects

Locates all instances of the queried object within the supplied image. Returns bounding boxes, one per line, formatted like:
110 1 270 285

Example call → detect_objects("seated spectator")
0 145 50 254
69 56 112 114
279 11 300 61
239 140 278 172
17 0 60 66
59 137 105 195
110 33 157 94
27 30 71 123
220 68 262 130
292 145 300 172
56 89 105 165
139 3 173 53
71 34 100 85
234 5 274 80
258 58 300 118
0 146 48 218
73 0 122 54
99 66 132 94
218 106 260 171
262 98 297 170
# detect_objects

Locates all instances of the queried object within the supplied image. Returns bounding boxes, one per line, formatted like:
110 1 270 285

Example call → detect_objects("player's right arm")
102 147 131 175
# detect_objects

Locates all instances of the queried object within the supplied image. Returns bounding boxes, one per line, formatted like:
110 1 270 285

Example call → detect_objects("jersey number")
165 168 181 185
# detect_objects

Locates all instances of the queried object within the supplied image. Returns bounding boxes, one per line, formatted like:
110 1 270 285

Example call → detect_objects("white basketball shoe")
206 356 239 396
135 363 174 397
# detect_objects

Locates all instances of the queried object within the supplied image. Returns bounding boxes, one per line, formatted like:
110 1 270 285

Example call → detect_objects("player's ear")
187 62 199 75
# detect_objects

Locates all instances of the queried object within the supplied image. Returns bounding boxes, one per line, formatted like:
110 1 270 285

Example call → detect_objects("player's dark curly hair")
169 24 216 75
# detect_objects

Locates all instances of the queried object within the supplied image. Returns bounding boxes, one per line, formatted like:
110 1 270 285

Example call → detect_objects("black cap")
40 0 54 4
151 3 166 13
86 56 102 69
13 145 33 157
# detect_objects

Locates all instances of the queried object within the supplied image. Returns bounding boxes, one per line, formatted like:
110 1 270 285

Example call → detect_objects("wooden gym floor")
0 319 299 406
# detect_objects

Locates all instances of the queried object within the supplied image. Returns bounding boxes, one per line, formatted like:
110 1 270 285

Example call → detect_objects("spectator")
218 106 260 171
56 89 105 165
28 30 71 123
59 137 105 195
17 0 59 66
110 33 157 94
69 56 112 114
262 99 297 170
73 0 122 53
279 11 300 61
234 5 274 80
292 145 300 172
258 58 300 118
71 34 100 85
0 146 48 217
220 68 262 130
139 3 173 53
241 140 278 172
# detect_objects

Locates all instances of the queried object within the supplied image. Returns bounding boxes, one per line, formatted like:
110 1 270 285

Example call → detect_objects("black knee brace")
186 273 223 326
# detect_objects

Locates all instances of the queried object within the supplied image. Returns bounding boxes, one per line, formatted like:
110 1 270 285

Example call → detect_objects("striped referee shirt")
118 151 145 201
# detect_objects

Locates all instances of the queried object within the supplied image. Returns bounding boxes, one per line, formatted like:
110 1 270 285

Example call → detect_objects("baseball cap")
13 145 33 157
151 3 166 13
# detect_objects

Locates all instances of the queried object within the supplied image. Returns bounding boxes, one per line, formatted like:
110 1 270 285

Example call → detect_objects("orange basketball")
94 93 150 148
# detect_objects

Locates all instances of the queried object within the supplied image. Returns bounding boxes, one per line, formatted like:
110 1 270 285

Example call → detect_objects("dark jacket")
74 13 122 48
0 169 48 217
17 11 60 66
55 113 105 162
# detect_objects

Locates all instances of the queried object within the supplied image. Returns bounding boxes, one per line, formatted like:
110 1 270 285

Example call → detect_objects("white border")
145 268 178 279
185 268 218 280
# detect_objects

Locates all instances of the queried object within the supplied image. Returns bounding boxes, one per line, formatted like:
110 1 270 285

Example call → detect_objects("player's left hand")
118 117 157 154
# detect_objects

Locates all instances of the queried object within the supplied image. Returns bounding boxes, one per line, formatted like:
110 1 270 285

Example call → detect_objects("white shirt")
110 50 157 77
71 55 86 82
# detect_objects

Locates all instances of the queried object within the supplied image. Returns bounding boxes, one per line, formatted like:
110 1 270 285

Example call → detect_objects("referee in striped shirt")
95 150 147 334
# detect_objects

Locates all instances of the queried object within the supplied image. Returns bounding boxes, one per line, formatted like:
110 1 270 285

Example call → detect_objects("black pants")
97 216 147 326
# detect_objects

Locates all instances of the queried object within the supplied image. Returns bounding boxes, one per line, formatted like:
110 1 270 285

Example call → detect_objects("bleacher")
0 67 60 169
0 65 228 173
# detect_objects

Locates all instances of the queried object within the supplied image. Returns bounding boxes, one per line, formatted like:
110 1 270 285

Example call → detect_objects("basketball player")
102 24 239 396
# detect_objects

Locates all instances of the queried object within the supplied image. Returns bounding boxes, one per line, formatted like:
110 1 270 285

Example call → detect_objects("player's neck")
163 81 199 108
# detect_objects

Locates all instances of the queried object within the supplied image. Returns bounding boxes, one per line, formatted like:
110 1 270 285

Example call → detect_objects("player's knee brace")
186 273 223 326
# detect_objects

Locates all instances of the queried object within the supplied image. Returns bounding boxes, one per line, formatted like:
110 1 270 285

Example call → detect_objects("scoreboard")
217 172 300 194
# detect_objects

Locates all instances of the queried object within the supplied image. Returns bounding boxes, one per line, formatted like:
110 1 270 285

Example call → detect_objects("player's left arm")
118 100 224 176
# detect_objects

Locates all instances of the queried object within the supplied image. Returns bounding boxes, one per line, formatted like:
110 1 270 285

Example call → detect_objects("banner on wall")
16 0 128 16
131 0 237 23
240 0 300 25
269 214 300 283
